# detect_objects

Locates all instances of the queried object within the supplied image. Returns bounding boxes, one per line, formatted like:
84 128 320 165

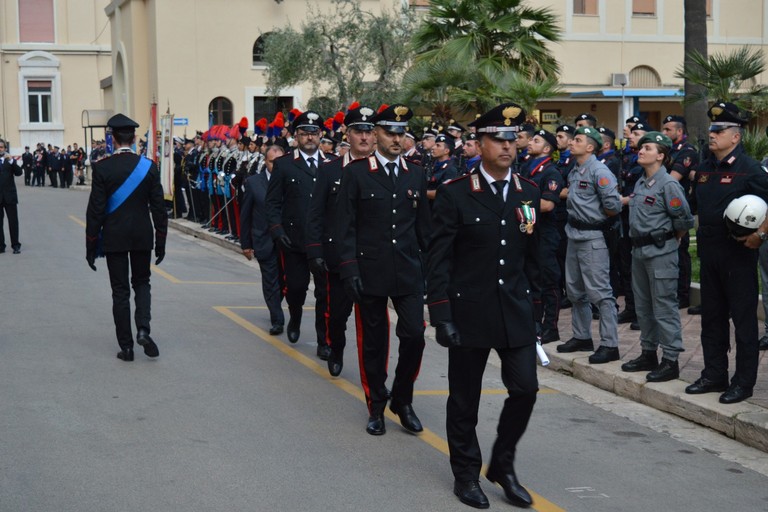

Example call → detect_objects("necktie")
492 180 507 204
386 162 397 185
307 157 317 174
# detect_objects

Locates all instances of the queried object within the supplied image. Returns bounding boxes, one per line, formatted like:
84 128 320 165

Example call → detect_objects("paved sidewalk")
169 217 768 454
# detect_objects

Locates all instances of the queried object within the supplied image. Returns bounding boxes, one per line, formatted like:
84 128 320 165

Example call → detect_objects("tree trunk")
684 0 709 147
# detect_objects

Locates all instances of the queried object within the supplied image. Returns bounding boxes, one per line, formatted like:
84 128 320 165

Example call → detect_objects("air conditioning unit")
611 73 629 87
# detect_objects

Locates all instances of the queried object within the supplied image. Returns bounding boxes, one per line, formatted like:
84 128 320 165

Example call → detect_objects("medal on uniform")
516 201 536 234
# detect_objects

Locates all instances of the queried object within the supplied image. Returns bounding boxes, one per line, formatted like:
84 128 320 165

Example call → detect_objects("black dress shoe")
629 321 640 331
366 414 386 435
617 309 637 324
136 329 159 357
316 344 331 361
116 348 134 361
687 305 702 315
621 350 658 372
678 299 690 309
269 324 284 335
12 245 20 254
646 358 679 382
556 337 593 353
720 384 753 404
390 403 423 433
454 480 490 509
588 345 620 364
286 316 300 343
759 334 768 351
486 467 532 508
327 354 343 377
560 297 572 309
685 377 728 395
540 329 560 344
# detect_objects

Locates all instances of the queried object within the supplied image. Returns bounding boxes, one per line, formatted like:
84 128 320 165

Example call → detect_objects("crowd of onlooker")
18 141 109 188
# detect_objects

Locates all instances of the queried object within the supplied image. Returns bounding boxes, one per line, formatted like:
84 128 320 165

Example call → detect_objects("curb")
546 350 768 453
168 218 768 454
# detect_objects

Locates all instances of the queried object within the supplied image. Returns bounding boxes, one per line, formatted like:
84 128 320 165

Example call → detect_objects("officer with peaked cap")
305 104 376 377
427 133 459 203
557 126 622 363
622 132 694 382
336 104 430 436
661 114 698 308
685 101 768 403
85 113 168 361
427 102 540 509
265 110 335 360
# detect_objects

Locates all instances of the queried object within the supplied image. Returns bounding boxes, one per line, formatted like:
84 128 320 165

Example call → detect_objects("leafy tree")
410 0 561 80
262 0 415 109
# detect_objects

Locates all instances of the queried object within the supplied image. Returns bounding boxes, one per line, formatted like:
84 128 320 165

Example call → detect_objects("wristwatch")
758 231 768 242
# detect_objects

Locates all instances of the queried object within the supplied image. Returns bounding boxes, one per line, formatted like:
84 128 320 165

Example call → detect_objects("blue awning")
571 89 683 98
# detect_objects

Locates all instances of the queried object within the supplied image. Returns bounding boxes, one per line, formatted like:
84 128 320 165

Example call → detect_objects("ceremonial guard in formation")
661 114 698 308
305 104 376 377
621 132 694 382
557 127 622 364
523 129 564 343
266 111 334 360
85 114 168 361
685 101 768 403
427 133 459 203
427 103 540 509
0 140 23 254
336 104 430 436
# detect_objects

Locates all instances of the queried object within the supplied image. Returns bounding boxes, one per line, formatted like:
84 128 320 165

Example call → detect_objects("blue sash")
106 157 152 214
96 157 152 257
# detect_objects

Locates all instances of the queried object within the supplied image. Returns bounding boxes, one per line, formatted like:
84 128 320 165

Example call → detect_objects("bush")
741 127 768 162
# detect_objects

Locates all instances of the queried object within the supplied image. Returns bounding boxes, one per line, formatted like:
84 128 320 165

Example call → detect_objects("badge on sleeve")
548 179 559 191
669 197 682 210
598 176 611 188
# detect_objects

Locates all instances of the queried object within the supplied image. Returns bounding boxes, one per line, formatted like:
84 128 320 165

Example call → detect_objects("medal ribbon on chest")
516 201 536 234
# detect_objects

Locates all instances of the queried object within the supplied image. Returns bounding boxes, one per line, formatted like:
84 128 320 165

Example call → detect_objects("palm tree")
675 47 766 104
683 0 709 144
410 0 561 81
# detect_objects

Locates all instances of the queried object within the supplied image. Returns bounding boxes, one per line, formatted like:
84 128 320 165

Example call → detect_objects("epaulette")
515 174 538 189
443 173 471 186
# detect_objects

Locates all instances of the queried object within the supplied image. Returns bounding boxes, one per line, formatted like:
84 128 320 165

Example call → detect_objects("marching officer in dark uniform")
427 133 459 204
305 104 376 377
685 101 768 403
0 140 23 254
336 104 431 436
523 129 563 343
85 114 168 361
427 102 540 509
661 114 698 308
266 110 334 360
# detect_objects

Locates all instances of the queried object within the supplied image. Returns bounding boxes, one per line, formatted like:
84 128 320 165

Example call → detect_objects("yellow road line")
68 215 86 227
215 306 566 512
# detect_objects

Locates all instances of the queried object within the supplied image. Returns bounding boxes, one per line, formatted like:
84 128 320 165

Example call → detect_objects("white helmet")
724 194 768 237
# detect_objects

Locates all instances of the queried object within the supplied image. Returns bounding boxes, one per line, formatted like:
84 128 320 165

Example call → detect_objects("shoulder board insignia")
727 156 736 165
512 174 523 192
368 156 379 172
400 157 409 172
516 174 538 188
470 173 482 192
293 149 301 160
444 174 471 186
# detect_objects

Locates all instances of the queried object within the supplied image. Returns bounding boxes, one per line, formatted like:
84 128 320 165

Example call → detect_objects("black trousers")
447 344 538 481
322 270 354 356
33 167 44 186
677 232 691 303
355 293 425 415
0 202 20 250
105 251 152 350
281 250 327 346
48 170 58 187
23 167 32 185
699 235 759 388
539 232 561 333
257 250 285 327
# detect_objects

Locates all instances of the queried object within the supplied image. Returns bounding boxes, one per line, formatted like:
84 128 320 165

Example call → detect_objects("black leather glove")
309 257 329 275
343 276 364 303
86 251 97 271
435 321 461 348
277 235 293 251
155 247 165 266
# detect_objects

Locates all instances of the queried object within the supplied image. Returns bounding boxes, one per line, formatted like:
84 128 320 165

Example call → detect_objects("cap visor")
297 126 320 133
491 132 518 141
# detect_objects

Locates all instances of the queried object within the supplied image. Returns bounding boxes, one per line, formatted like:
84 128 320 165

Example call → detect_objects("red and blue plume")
254 117 267 135
273 112 285 129
266 122 274 139
238 116 249 135
347 101 360 112
324 117 334 131
202 130 209 141
333 111 345 130
288 108 302 123
228 124 240 139
377 104 389 114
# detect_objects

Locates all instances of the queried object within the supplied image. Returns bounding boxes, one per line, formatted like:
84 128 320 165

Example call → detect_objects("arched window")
629 65 662 88
209 97 233 126
252 33 272 65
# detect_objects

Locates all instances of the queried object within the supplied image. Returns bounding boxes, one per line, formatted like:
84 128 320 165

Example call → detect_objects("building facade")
0 0 112 153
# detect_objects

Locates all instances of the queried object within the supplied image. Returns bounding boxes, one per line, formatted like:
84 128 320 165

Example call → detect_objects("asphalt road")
1 183 767 512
